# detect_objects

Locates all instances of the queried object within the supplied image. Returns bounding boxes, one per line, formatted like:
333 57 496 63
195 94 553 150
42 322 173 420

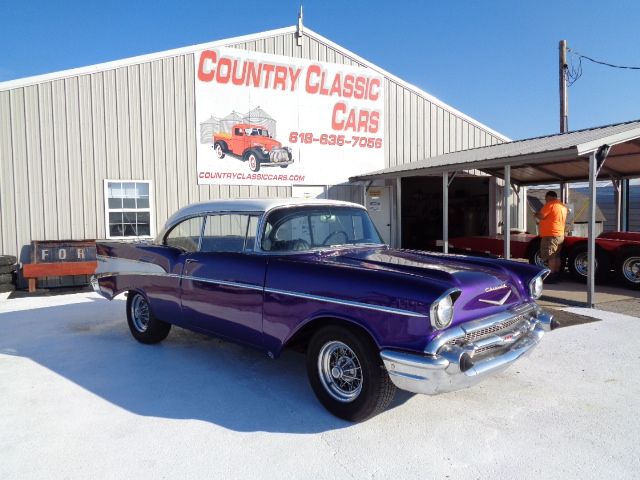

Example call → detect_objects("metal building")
0 23 509 270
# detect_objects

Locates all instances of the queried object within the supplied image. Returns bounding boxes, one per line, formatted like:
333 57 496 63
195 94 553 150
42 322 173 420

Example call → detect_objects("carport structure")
351 120 640 307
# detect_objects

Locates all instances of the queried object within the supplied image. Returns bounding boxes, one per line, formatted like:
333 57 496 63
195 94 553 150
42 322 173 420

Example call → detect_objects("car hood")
250 137 282 150
318 247 531 317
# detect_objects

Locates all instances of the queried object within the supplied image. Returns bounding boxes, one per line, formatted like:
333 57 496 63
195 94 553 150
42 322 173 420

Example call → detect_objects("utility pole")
559 40 569 205
296 5 304 47
559 40 569 133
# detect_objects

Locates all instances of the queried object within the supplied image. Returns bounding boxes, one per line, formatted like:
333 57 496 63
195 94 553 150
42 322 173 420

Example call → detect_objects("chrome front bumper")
380 305 556 395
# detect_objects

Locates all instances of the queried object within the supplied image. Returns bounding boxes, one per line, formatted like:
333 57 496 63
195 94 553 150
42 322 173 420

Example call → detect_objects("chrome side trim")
264 287 427 318
96 254 168 275
95 272 181 279
96 261 424 317
181 275 264 292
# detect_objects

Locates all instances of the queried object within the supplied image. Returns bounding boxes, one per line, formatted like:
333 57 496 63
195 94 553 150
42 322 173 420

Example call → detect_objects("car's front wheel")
246 152 261 172
126 292 171 344
306 325 396 422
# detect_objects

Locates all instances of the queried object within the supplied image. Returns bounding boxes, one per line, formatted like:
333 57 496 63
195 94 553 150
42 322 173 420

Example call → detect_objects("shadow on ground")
546 308 600 328
0 297 412 433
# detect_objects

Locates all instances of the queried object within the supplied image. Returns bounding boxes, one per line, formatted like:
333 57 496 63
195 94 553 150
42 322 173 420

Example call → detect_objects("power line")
567 48 640 70
566 54 582 87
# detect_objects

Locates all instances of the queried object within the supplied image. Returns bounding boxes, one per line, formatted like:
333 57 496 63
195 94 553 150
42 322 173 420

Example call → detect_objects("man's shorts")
540 236 564 261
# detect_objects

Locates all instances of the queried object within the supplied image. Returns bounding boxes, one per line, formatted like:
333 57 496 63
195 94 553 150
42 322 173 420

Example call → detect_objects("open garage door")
401 176 491 250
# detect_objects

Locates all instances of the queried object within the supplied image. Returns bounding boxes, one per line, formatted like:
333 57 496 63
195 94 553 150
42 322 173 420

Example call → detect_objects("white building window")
104 180 154 239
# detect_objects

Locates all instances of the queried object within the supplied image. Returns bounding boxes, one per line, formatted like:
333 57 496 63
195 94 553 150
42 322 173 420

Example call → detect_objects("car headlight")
430 289 460 330
528 270 549 299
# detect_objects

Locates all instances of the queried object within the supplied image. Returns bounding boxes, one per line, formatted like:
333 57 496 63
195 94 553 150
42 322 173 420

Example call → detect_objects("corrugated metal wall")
0 29 504 260
574 185 640 232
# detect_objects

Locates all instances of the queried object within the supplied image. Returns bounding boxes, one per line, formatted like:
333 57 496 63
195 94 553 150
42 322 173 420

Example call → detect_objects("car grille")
445 311 533 354
464 313 529 342
270 149 290 163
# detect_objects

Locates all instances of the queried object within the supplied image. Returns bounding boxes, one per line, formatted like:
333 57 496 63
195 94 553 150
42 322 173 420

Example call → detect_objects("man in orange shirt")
535 190 568 283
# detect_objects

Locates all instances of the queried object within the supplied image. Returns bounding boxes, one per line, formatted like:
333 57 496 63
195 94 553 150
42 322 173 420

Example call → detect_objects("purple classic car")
93 199 555 421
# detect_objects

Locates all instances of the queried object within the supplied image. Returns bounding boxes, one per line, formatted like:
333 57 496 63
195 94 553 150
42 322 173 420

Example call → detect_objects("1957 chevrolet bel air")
93 199 556 421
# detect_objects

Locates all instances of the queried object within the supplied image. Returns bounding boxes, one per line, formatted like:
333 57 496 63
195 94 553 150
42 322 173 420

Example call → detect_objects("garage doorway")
401 176 490 250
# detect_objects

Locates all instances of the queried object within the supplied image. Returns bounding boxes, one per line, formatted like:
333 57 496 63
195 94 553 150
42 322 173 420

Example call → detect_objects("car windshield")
246 127 269 137
261 206 384 252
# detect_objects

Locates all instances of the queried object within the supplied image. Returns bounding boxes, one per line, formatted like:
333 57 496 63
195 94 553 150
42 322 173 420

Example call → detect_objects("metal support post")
621 179 629 232
560 182 570 204
614 180 622 232
587 152 597 307
503 165 511 260
395 177 402 248
443 172 449 254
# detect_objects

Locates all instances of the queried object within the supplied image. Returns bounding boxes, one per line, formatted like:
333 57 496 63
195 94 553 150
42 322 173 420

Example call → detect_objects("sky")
1 0 638 140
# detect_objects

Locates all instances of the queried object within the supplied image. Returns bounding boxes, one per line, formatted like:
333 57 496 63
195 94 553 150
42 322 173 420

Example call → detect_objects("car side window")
165 217 203 252
201 214 259 253
262 213 312 252
245 216 260 251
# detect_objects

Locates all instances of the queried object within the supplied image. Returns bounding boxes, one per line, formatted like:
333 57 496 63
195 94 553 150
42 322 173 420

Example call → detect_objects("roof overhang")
351 120 640 185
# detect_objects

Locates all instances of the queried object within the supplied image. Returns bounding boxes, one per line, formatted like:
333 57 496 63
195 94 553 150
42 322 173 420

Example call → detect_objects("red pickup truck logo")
213 123 294 172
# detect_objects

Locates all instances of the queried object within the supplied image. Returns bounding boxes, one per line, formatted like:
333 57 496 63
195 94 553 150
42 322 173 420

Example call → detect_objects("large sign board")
195 47 385 186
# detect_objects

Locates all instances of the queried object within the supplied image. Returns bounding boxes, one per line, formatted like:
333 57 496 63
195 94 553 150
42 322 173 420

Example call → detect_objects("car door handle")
185 258 199 264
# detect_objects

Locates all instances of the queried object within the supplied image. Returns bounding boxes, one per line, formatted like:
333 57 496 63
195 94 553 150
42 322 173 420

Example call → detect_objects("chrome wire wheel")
318 341 363 403
130 295 150 333
622 256 640 283
534 250 547 268
574 252 594 277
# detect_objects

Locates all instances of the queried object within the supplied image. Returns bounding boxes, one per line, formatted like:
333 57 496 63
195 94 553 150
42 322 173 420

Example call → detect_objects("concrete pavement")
1 293 638 479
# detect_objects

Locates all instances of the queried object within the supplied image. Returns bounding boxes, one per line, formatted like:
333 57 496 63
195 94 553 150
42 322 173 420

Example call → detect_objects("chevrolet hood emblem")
478 290 512 306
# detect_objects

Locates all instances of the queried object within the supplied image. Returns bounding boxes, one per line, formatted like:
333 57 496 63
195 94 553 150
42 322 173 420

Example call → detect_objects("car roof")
156 198 366 241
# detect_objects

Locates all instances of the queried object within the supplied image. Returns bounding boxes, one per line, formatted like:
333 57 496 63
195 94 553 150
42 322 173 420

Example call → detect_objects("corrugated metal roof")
351 120 640 184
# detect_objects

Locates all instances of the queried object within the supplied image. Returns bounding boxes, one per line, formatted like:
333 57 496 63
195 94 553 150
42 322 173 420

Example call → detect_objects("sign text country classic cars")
195 47 385 186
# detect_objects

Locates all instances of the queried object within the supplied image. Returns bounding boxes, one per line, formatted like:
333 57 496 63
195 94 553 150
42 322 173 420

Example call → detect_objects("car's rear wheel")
306 325 396 422
126 292 171 344
214 142 225 158
616 247 640 290
567 244 610 283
